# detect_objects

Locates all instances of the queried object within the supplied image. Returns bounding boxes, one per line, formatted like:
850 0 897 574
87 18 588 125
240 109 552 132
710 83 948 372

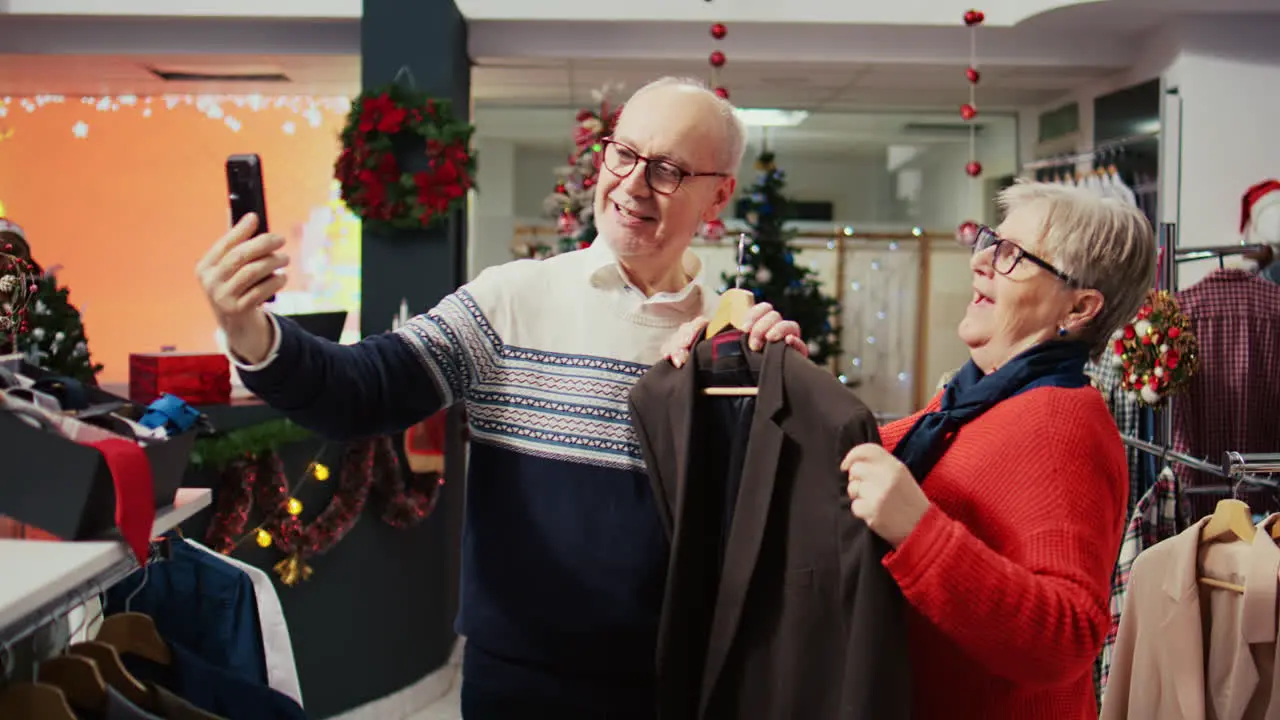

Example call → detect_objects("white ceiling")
473 59 1122 112
0 53 1121 114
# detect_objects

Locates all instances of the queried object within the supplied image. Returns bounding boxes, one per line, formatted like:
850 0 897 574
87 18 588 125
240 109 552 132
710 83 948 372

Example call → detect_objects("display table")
0 487 211 638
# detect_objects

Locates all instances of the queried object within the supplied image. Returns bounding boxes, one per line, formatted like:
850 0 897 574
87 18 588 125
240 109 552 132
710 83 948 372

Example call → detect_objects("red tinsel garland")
204 436 445 585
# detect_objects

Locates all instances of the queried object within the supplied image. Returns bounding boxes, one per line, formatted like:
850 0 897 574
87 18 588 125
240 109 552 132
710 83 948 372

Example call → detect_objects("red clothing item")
879 385 1128 720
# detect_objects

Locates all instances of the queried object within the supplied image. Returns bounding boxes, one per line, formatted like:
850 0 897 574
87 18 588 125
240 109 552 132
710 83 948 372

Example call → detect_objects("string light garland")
956 8 986 246
335 82 477 233
1110 290 1200 407
205 436 444 586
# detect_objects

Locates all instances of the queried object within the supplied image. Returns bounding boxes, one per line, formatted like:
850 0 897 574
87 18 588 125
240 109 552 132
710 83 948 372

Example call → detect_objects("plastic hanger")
702 234 759 397
1198 498 1255 593
37 655 108 714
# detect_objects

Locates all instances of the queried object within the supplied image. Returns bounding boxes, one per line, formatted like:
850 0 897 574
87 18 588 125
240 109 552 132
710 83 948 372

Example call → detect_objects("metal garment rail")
0 552 146 653
1121 436 1280 494
1175 244 1269 263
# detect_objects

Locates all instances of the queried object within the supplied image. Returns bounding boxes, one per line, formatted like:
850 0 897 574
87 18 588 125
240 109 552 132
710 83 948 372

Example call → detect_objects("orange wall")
0 95 358 383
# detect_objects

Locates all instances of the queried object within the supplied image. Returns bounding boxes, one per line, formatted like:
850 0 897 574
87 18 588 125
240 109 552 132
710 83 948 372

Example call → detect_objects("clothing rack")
1174 244 1268 263
0 488 210 655
1021 131 1160 172
0 540 169 655
1121 435 1280 494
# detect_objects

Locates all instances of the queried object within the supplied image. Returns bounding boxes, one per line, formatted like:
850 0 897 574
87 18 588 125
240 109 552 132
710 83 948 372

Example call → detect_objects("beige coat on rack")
1101 514 1280 719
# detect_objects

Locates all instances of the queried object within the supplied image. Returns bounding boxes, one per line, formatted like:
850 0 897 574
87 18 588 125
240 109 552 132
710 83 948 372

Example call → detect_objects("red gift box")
129 352 231 405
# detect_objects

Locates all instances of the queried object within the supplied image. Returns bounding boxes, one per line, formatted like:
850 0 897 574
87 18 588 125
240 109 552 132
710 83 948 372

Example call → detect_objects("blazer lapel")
698 339 785 717
1160 518 1209 720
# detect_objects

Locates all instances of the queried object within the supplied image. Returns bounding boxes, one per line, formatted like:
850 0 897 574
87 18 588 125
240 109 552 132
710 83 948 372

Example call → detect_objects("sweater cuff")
882 503 956 590
216 313 283 371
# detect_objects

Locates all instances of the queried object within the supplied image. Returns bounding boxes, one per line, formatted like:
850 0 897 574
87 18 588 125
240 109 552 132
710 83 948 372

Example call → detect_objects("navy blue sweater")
239 250 716 711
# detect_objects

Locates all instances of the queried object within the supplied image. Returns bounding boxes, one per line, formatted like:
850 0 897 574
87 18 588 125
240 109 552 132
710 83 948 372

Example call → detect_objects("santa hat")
1240 180 1280 233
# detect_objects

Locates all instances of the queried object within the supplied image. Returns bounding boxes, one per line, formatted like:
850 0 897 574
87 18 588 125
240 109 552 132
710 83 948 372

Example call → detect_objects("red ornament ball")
965 161 983 177
714 86 730 100
956 220 979 246
965 67 981 84
963 9 985 26
710 23 727 40
709 50 726 68
555 183 566 194
960 103 978 121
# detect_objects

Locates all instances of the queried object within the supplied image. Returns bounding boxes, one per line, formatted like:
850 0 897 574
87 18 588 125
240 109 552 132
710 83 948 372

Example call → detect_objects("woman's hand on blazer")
841 444 930 548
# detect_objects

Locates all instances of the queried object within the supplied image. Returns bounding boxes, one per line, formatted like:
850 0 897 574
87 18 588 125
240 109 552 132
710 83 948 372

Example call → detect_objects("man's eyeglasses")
600 139 730 195
973 225 1080 286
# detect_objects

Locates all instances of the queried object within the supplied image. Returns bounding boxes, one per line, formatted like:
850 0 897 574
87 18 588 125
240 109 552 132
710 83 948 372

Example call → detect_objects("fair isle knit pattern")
392 244 713 474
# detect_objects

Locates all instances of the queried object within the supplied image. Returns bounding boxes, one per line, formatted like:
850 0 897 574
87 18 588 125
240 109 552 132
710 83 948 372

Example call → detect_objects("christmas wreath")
1110 289 1199 407
0 250 36 336
335 83 476 232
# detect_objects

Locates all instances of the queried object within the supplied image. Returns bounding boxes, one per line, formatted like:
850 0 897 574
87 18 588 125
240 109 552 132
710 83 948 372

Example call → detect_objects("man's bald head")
624 77 748 175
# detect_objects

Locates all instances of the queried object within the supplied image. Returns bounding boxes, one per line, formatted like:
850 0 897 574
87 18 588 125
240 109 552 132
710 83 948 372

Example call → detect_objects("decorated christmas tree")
0 223 103 384
17 267 104 383
724 150 841 365
532 87 623 258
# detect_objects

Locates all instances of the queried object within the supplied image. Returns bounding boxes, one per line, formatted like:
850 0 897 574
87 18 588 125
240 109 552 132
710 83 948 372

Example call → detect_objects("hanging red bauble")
965 67 981 84
956 220 979 246
963 9 985 26
710 23 727 40
714 86 730 100
555 183 566 194
960 103 978 121
709 51 726 68
583 176 595 188
965 161 983 177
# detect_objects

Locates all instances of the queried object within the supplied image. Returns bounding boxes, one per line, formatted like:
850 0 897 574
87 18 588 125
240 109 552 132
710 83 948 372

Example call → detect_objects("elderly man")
197 77 805 718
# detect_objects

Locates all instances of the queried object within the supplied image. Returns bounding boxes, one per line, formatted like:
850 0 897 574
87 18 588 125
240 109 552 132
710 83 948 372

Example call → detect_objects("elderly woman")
842 181 1155 719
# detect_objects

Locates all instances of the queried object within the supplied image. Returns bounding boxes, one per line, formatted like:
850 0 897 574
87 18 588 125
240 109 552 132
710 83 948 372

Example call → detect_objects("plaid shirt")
1087 358 1143 506
1093 465 1184 706
1174 269 1280 516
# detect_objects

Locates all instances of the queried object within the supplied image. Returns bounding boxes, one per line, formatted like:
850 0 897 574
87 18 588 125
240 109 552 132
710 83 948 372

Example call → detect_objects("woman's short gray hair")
628 76 748 175
997 181 1157 358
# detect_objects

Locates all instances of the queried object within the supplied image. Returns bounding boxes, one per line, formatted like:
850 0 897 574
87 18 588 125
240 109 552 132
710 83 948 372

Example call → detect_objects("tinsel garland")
205 436 444 585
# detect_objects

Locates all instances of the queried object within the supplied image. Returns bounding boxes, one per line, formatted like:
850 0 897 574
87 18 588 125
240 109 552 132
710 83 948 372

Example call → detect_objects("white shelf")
0 487 212 635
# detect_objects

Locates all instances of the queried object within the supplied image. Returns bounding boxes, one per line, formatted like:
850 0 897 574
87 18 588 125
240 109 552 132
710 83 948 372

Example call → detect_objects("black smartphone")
225 154 275 301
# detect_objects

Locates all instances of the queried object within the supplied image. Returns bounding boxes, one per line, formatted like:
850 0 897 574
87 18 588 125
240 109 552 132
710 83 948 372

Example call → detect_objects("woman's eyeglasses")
600 139 730 195
973 225 1080 286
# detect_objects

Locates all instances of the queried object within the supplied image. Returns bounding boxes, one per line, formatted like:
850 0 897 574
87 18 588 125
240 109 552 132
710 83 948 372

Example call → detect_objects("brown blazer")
1101 514 1280 720
629 333 912 720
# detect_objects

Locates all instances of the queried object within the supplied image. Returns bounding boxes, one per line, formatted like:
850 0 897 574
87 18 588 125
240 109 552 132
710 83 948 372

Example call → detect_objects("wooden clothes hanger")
95 613 171 666
68 641 150 708
37 654 107 714
702 234 760 398
1197 498 1256 593
0 683 77 720
95 561 172 666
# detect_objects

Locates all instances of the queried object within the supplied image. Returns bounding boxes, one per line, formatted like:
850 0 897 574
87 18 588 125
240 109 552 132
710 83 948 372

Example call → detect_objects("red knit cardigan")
879 385 1127 720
